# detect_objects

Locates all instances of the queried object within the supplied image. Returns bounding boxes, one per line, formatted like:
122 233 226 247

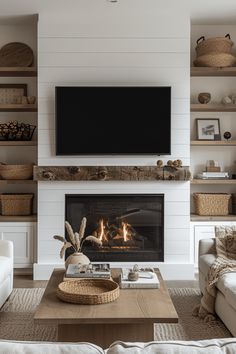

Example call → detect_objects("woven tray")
57 278 120 305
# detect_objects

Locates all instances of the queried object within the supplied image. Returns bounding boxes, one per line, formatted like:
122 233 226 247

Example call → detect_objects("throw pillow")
215 226 236 260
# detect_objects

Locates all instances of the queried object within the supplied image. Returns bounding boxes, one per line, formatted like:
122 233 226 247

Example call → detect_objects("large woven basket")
57 278 120 305
195 34 233 57
0 193 34 215
194 53 236 67
0 164 33 180
193 193 231 216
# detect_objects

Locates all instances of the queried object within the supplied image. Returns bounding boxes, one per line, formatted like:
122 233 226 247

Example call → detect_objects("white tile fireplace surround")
34 181 193 280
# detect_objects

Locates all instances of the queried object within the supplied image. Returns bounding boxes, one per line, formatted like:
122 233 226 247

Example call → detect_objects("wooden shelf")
191 67 236 77
191 140 236 146
191 179 236 185
0 104 37 112
191 213 236 221
0 215 37 222
0 67 37 77
0 180 36 184
191 103 236 112
0 141 37 146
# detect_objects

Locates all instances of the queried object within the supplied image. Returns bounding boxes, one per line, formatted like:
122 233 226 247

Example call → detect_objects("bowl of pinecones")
0 121 36 141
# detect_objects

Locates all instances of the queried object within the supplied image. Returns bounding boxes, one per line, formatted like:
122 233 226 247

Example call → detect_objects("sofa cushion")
0 256 12 283
217 272 236 312
107 339 236 354
0 340 104 354
199 254 217 276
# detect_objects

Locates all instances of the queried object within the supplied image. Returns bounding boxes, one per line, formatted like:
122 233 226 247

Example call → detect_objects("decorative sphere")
198 92 211 104
223 131 232 140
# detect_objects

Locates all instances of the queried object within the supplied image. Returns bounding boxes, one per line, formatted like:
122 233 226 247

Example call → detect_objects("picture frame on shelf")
0 84 27 104
196 118 221 141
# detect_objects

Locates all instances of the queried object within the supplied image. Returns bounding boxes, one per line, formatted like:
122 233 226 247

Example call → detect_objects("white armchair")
0 240 13 308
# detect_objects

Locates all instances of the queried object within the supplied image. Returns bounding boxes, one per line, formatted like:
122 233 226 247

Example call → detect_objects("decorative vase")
198 92 211 104
65 252 90 269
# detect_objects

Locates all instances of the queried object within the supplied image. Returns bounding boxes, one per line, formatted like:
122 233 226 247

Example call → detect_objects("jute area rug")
0 287 232 342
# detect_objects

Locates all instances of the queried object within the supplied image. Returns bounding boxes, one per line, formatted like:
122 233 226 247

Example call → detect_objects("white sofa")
199 238 236 337
0 339 235 354
0 240 13 308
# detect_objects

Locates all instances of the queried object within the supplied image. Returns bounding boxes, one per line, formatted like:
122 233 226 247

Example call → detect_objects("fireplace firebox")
65 194 164 262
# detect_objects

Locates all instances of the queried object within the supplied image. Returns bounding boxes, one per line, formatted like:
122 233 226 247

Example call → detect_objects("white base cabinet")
190 221 236 268
0 222 36 268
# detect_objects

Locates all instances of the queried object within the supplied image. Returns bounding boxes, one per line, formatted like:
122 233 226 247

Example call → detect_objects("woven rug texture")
0 287 232 341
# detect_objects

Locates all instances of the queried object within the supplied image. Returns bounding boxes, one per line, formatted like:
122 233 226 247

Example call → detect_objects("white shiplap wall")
35 9 192 280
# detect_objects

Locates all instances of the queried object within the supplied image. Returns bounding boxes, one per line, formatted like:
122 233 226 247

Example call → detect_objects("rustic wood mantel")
34 166 191 182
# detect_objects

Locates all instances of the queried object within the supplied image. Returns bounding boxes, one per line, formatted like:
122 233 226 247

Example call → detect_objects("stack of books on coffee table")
64 263 111 280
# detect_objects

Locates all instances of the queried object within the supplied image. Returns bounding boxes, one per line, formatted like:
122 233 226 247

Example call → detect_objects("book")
65 263 111 280
119 268 160 289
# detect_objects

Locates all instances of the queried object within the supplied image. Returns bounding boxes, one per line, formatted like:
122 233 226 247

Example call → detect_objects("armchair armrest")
199 238 216 257
0 240 13 260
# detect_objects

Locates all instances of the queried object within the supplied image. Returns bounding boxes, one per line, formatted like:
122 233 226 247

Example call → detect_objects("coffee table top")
34 268 178 325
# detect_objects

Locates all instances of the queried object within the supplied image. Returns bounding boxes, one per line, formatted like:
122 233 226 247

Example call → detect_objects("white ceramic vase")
65 252 90 269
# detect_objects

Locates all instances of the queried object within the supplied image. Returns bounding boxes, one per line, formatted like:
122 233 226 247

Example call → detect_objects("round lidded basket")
57 278 120 305
195 34 234 57
0 164 33 180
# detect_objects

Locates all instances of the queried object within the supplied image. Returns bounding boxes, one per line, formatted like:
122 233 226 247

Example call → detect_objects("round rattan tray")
57 278 120 305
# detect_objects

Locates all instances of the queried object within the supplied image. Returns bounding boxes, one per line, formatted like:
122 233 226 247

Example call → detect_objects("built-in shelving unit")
0 215 37 222
0 67 37 77
191 140 236 146
191 104 236 112
0 180 36 184
0 141 37 146
191 67 236 77
191 179 236 185
191 214 236 221
0 104 37 112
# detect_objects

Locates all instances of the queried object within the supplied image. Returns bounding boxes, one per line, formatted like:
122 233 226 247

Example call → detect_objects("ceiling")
0 0 235 25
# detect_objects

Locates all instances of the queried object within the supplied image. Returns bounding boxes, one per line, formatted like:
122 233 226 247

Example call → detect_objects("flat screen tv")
56 86 171 155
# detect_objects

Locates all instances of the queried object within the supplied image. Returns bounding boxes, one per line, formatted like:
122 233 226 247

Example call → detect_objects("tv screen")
56 86 171 155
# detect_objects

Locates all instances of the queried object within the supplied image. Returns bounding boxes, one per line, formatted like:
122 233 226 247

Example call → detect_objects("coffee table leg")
58 323 154 347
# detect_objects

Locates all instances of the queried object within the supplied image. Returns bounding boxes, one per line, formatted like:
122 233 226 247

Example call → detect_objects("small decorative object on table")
120 265 160 289
223 131 232 140
222 95 233 105
198 92 211 104
206 160 221 172
53 217 102 268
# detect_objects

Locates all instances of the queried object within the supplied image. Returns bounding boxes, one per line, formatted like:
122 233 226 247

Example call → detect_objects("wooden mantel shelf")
34 166 191 182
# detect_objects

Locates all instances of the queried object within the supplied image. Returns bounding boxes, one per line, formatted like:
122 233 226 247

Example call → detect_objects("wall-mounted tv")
56 86 171 155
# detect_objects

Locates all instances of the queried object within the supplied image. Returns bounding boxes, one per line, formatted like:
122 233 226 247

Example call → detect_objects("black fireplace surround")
65 194 164 262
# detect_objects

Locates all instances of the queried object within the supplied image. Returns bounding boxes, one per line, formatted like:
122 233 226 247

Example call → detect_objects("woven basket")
195 34 233 57
0 193 34 216
193 193 231 216
0 164 33 180
194 53 236 68
57 278 120 305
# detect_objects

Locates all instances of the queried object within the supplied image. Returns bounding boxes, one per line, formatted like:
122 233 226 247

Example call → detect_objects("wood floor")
13 274 199 289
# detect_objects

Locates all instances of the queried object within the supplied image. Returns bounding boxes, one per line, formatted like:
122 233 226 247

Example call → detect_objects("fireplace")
65 194 164 262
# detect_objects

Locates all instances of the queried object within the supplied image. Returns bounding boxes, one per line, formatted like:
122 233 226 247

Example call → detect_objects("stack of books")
64 263 111 280
119 268 160 289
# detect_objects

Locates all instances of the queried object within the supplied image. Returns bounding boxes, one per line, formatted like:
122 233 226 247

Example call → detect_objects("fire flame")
96 219 133 244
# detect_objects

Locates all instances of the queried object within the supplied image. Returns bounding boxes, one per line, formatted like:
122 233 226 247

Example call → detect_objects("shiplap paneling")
36 11 192 279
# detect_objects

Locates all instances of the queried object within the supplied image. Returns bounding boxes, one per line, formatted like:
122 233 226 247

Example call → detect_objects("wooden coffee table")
34 268 178 348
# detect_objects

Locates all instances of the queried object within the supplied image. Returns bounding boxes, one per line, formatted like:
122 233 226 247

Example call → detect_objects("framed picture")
0 84 27 104
196 118 221 141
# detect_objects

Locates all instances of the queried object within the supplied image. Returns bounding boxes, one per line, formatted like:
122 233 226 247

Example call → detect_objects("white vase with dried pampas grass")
53 217 102 268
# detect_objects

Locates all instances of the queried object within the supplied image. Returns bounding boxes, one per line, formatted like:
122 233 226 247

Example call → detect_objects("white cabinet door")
0 223 35 268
